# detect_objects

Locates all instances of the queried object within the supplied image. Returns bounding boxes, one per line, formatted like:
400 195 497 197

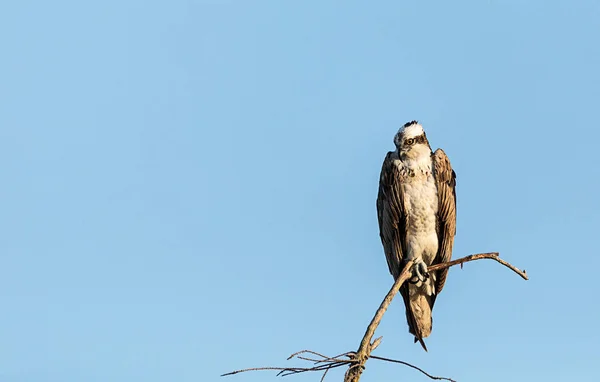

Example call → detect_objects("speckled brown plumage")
376 143 456 351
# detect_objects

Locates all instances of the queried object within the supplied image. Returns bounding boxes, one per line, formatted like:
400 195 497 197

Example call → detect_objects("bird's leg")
408 257 430 286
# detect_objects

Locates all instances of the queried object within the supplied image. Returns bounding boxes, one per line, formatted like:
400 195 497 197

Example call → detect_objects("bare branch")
370 355 456 382
288 350 333 361
427 252 528 280
344 260 414 382
222 252 528 382
315 352 354 364
344 253 526 381
222 366 310 377
222 349 352 380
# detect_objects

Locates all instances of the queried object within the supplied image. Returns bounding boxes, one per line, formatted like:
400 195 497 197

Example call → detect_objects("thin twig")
290 349 353 365
297 356 325 362
222 367 307 377
370 355 456 382
288 350 330 361
280 362 348 377
315 352 353 364
428 252 528 280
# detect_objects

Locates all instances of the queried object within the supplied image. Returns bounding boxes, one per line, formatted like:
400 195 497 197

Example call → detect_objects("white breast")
394 158 439 264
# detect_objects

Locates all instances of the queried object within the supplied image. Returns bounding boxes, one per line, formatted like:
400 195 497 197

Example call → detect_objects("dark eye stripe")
405 134 427 145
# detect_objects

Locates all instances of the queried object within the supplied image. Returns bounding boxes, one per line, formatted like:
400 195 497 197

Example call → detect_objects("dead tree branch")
222 252 527 382
427 252 528 280
343 260 414 382
369 355 456 382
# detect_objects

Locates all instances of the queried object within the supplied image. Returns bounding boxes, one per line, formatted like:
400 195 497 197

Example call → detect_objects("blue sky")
1 1 599 381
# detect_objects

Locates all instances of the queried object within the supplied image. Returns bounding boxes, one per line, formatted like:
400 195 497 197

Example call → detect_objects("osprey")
376 121 456 351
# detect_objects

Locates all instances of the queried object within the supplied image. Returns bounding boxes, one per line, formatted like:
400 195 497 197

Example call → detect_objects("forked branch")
223 252 527 382
344 252 526 382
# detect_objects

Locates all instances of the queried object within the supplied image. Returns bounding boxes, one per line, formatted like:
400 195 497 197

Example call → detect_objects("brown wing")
376 151 425 347
431 148 457 295
376 151 406 279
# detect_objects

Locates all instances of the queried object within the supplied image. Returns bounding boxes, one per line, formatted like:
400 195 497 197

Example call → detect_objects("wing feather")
431 148 457 295
376 151 406 279
376 151 425 347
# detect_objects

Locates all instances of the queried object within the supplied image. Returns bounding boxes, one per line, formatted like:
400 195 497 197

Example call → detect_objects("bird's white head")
393 120 432 160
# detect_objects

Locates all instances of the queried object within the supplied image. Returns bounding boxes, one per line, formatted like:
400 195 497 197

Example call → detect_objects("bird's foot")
408 258 430 287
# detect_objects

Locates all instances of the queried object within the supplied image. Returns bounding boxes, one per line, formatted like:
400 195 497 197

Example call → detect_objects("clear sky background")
1 1 599 381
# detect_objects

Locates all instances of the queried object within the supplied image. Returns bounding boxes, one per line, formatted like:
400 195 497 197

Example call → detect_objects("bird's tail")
404 289 434 352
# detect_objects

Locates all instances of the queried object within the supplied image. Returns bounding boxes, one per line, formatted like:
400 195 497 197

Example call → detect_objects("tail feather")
414 336 428 352
401 284 434 352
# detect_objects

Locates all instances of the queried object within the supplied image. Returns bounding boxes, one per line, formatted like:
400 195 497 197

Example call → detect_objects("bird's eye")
405 138 415 145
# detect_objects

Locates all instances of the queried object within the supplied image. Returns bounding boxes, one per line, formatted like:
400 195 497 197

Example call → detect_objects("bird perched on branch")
376 121 457 351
